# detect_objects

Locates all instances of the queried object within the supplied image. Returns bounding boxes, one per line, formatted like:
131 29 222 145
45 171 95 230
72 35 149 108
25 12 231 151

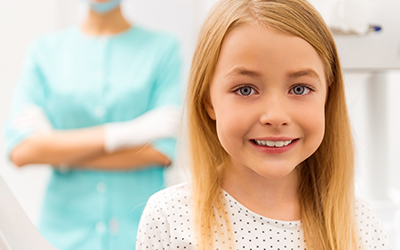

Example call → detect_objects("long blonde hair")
186 0 357 249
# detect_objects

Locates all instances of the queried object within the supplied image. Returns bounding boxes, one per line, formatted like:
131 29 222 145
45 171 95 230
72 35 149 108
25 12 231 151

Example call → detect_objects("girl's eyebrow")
225 66 261 79
225 67 322 86
287 69 321 82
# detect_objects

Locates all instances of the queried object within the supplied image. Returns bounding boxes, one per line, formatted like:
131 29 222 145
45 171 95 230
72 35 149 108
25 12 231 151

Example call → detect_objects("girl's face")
206 23 327 181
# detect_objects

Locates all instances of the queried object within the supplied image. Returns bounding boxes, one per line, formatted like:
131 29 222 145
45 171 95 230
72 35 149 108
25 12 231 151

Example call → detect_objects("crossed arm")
10 126 171 171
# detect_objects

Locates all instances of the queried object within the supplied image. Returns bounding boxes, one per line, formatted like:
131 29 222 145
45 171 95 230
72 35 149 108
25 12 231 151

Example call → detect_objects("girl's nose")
259 95 291 127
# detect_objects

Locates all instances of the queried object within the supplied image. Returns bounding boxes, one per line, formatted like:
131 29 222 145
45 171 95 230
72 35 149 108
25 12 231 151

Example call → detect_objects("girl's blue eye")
237 86 255 96
290 85 311 95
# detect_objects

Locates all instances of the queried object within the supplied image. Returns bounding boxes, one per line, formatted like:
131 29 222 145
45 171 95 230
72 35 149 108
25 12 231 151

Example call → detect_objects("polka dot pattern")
136 183 392 250
355 199 392 250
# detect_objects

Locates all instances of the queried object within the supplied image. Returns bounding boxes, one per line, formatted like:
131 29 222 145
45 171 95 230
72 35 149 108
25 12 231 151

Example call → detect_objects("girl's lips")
251 137 297 141
250 138 299 154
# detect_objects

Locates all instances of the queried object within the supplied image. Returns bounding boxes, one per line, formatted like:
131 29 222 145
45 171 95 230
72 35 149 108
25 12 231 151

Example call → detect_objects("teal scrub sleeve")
4 39 47 157
149 37 182 162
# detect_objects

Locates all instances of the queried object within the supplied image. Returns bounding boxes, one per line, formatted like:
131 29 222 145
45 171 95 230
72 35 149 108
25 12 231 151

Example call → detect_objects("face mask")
88 0 122 13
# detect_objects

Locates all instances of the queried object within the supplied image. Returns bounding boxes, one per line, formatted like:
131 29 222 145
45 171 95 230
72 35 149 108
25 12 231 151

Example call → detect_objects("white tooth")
255 140 293 147
266 141 275 147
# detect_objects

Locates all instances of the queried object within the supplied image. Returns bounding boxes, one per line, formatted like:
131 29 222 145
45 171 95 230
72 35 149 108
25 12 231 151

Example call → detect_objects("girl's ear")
204 97 216 120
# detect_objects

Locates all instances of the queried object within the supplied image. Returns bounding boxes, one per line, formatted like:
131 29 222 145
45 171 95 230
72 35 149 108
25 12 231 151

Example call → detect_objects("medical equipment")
0 175 57 250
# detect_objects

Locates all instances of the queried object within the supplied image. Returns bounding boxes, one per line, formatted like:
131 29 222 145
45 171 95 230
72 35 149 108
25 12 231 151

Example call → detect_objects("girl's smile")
252 139 294 148
206 22 327 182
251 138 299 154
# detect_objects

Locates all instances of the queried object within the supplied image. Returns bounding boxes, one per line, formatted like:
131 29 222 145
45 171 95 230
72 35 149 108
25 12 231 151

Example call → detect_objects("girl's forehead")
213 22 326 85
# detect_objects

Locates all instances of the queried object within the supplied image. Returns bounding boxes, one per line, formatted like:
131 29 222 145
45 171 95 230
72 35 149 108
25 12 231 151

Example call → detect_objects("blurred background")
0 0 399 248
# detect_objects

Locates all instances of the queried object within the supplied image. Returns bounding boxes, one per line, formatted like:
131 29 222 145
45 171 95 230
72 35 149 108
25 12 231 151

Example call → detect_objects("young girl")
136 0 392 249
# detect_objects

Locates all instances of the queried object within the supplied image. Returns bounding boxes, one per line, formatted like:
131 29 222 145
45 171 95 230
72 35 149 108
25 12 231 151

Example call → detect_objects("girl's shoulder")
355 198 392 249
138 184 195 249
146 182 192 209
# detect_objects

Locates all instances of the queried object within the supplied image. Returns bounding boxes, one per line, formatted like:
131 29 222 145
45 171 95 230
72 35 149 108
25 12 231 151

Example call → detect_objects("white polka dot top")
136 183 392 250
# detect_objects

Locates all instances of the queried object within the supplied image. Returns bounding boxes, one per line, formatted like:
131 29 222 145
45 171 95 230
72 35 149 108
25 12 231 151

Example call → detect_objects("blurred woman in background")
4 0 182 249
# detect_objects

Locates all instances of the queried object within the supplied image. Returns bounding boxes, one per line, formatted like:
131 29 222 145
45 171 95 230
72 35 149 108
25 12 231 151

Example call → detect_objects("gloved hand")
12 104 53 134
103 106 181 153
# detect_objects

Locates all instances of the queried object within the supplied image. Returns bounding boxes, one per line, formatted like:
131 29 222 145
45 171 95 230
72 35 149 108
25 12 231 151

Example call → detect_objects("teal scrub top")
4 26 182 250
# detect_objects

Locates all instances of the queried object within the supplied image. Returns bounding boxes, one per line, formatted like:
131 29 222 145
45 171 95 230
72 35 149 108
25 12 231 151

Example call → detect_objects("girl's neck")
81 7 131 36
221 164 301 221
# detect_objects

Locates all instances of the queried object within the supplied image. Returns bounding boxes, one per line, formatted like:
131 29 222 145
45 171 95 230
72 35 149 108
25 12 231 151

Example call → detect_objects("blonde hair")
186 0 357 249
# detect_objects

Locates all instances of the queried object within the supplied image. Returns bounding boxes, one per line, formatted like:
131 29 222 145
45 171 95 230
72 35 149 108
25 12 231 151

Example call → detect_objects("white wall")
0 0 399 248
0 0 59 226
345 71 400 247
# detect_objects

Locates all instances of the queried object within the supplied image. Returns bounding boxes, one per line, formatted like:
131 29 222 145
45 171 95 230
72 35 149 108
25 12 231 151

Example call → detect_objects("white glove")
12 104 53 134
103 106 181 153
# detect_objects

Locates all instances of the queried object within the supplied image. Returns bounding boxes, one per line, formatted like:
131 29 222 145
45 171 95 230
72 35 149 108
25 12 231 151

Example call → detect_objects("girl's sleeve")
355 199 393 250
148 37 183 162
136 195 172 250
3 39 48 158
